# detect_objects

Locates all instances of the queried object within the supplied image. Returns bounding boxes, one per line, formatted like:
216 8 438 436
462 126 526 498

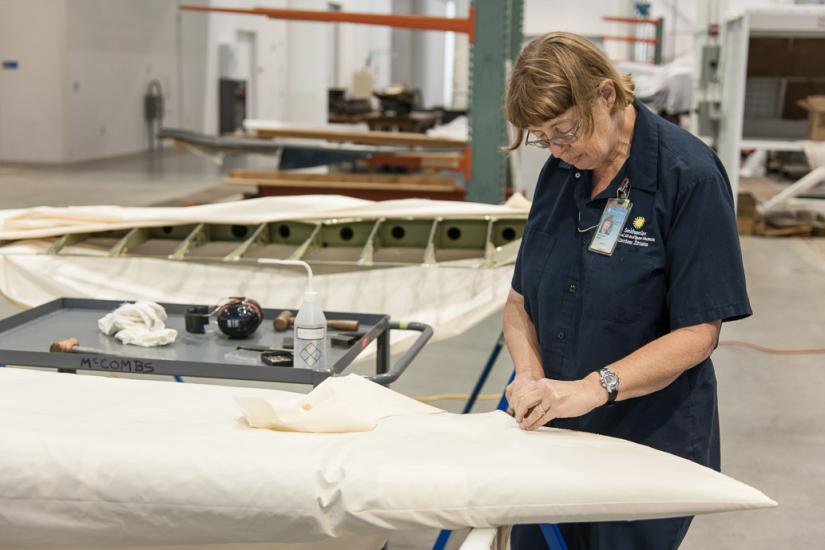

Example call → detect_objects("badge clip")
587 178 633 256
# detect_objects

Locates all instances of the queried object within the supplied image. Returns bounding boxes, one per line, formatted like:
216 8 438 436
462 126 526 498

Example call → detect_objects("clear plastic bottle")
293 290 327 372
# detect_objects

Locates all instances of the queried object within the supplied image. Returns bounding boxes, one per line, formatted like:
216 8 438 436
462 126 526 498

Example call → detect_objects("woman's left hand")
511 374 606 431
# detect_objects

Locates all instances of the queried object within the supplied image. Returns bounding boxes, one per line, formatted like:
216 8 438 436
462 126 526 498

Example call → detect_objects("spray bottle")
293 287 327 371
257 258 328 372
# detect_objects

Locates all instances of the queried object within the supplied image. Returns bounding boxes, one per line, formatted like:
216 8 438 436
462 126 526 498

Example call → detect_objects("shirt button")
567 284 577 294
557 330 566 340
574 172 581 179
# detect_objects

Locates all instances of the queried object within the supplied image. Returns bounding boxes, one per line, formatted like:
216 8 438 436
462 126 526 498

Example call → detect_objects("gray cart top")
0 298 389 385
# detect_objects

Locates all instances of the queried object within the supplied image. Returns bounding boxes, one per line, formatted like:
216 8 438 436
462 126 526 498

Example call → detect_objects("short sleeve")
511 235 526 295
665 170 752 330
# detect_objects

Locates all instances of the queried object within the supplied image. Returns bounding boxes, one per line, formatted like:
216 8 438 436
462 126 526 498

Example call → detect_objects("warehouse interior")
0 1 823 549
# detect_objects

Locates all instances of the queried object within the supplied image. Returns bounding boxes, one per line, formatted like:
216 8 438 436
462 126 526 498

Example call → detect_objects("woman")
503 33 751 549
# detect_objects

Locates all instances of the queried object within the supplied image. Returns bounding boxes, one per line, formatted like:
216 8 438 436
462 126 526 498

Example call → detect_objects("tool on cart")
330 331 366 348
184 297 263 339
273 310 360 332
49 337 109 355
235 344 294 367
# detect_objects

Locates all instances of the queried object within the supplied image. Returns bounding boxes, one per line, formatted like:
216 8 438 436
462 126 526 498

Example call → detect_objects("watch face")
600 368 619 389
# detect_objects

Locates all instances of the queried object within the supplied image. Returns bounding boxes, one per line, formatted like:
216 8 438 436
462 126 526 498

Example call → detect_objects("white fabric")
98 301 177 347
244 119 370 134
427 115 469 141
0 195 526 346
614 57 693 114
803 140 825 169
0 240 513 346
0 194 530 241
0 368 775 548
237 374 442 432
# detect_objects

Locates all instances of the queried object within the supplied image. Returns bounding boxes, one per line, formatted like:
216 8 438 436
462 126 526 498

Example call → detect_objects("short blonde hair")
504 32 635 151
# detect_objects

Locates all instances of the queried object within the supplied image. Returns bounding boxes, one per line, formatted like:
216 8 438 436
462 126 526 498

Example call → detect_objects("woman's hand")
511 373 606 431
505 374 539 415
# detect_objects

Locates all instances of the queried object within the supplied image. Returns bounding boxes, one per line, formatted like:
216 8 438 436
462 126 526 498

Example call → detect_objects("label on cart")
79 356 155 373
296 327 325 340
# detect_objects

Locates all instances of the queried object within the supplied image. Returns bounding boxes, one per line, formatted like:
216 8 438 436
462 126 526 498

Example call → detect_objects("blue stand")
432 335 568 550
462 332 504 414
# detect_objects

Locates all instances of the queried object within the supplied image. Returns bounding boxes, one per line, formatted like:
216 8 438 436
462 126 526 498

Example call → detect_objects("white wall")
63 0 185 161
2 0 389 162
197 0 289 132
650 0 697 62
335 0 393 95
285 0 328 125
388 0 447 108
0 0 67 163
523 0 638 61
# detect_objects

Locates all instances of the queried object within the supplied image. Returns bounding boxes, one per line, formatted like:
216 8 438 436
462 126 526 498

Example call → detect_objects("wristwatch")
598 367 620 405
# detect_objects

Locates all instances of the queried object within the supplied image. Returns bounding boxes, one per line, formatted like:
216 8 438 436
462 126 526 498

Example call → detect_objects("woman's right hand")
505 374 539 415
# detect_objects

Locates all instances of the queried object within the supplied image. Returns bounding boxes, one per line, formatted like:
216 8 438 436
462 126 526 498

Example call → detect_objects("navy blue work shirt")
512 99 751 469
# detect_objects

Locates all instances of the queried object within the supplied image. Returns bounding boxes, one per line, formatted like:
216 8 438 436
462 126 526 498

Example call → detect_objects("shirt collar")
627 98 660 192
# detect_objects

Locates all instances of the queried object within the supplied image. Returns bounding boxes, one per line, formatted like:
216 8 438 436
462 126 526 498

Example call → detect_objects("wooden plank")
249 128 465 148
228 169 457 187
227 176 459 193
252 185 465 202
367 152 463 170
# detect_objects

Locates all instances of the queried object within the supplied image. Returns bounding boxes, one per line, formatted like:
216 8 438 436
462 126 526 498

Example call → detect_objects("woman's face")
528 82 618 171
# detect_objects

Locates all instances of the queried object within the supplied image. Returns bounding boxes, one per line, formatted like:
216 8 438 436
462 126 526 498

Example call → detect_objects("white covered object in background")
614 56 694 115
0 368 776 549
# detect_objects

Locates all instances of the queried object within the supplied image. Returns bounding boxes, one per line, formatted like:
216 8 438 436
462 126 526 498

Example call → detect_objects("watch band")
598 367 619 405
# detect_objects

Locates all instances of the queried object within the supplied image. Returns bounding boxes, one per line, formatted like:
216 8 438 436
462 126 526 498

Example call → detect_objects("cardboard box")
798 96 825 141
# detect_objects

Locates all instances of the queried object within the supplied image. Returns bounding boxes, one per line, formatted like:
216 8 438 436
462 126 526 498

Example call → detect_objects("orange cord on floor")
719 340 825 355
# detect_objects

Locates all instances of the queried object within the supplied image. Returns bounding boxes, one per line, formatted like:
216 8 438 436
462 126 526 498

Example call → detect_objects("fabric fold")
237 374 443 433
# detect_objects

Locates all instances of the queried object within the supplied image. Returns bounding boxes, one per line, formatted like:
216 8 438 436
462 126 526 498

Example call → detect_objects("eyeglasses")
524 120 581 148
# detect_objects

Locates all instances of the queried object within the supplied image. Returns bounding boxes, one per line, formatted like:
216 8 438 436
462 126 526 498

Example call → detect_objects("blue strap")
174 375 184 383
540 523 569 550
432 529 452 550
496 370 516 411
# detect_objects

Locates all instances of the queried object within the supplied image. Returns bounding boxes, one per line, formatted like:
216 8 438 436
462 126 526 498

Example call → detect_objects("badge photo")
588 199 632 256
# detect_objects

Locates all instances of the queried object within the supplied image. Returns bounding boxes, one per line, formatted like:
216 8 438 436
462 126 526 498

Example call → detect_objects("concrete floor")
0 149 822 549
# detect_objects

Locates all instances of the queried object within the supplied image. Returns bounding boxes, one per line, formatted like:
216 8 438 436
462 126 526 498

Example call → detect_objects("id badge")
588 198 632 256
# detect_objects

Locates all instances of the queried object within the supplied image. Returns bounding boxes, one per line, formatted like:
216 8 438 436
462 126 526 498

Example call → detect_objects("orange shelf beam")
602 35 658 45
181 5 476 42
603 16 660 26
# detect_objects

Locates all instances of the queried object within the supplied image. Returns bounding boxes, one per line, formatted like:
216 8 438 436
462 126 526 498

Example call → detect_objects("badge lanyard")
581 177 632 257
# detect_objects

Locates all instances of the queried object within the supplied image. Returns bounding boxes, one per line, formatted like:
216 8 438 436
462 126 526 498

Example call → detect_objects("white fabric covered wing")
0 241 513 345
0 195 529 240
0 368 775 549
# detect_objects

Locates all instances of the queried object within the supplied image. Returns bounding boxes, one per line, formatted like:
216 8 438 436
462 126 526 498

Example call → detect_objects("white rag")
98 301 178 347
236 374 443 432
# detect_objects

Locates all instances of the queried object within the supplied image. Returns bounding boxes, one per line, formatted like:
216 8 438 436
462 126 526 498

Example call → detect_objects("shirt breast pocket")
518 229 556 301
583 249 665 324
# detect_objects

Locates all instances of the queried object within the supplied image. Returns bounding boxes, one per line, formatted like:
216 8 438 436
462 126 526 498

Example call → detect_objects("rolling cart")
0 298 432 387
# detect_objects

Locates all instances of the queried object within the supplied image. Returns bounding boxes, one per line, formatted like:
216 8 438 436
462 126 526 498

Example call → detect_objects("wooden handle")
273 310 294 332
50 337 79 353
327 320 359 331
